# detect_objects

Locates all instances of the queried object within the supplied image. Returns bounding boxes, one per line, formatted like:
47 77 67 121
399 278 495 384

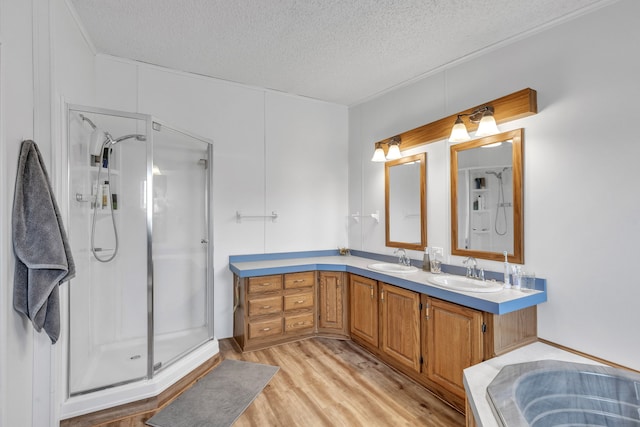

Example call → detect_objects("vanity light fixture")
386 136 402 160
371 142 387 162
448 105 500 142
371 136 402 162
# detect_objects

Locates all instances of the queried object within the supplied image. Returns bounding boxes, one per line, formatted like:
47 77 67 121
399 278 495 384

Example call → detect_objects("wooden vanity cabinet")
349 274 379 348
235 269 536 414
234 270 351 351
380 283 421 373
348 273 537 413
422 296 484 400
317 271 349 338
349 276 421 374
233 271 316 351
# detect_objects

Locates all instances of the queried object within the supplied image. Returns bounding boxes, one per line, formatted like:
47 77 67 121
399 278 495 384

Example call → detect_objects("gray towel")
13 140 75 344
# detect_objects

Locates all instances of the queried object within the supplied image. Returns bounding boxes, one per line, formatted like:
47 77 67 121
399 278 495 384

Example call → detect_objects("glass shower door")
151 122 212 370
67 106 149 395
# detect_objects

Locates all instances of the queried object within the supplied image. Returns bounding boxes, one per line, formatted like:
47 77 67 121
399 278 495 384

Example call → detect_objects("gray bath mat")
147 359 279 427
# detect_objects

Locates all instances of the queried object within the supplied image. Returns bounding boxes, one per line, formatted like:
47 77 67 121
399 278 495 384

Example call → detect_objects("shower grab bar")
235 210 278 223
350 211 380 223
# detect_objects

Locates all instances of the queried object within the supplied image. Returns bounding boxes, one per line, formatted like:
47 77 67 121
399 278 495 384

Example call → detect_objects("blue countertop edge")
228 250 547 315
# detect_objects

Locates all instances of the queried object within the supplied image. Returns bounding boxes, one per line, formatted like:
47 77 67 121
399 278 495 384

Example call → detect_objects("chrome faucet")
394 249 411 266
463 256 478 278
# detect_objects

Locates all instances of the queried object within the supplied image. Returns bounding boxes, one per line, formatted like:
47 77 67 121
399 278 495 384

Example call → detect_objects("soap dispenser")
422 247 431 272
503 251 511 289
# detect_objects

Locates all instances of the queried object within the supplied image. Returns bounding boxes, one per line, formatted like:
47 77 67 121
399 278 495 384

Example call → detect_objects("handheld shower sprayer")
484 167 511 236
78 112 146 263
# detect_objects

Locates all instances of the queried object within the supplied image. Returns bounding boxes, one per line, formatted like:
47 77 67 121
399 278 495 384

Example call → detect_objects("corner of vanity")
229 250 547 416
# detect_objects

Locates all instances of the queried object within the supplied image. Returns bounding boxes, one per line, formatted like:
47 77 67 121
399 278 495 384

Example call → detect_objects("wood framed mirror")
385 152 427 251
451 129 523 263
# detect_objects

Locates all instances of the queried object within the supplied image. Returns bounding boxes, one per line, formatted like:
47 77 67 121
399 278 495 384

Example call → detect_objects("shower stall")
64 104 214 402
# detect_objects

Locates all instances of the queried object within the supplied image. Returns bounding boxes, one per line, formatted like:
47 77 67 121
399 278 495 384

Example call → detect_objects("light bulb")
449 117 471 142
475 112 499 137
371 145 386 162
386 143 401 160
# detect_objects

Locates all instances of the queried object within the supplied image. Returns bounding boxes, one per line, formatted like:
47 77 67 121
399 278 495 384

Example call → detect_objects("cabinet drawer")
248 275 282 294
284 272 315 289
284 291 314 311
285 312 314 333
248 318 282 339
248 295 282 317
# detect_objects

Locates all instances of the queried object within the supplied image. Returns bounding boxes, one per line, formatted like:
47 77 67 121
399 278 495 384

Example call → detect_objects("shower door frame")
65 104 214 394
147 118 215 377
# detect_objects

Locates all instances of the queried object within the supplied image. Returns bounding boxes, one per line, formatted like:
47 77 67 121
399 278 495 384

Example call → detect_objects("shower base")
61 336 218 421
70 327 210 394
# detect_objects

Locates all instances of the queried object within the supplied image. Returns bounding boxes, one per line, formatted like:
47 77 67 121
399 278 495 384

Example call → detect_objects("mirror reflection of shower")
80 114 146 262
485 167 511 236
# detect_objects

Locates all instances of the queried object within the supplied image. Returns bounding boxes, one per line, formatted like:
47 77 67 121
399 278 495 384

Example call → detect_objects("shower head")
90 130 115 157
113 134 147 143
91 133 146 156
79 113 114 156
486 167 511 180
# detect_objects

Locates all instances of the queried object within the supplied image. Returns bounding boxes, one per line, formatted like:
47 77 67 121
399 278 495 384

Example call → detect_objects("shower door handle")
201 239 208 244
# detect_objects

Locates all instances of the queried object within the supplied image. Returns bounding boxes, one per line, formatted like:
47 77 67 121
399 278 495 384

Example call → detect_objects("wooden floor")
220 337 465 427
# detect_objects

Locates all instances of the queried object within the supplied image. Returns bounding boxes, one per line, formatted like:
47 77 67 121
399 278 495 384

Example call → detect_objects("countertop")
463 342 604 427
228 251 546 315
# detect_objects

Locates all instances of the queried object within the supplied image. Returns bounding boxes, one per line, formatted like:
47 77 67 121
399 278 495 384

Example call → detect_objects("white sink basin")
428 275 504 293
367 263 419 274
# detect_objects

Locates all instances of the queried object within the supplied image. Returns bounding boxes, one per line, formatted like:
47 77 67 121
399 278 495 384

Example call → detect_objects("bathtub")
487 359 640 426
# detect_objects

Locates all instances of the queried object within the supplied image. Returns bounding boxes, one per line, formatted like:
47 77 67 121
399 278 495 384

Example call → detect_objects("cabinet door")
318 272 346 334
349 274 378 347
425 297 483 398
380 283 421 373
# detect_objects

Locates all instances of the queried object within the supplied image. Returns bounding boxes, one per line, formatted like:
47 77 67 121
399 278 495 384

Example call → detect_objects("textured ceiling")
69 0 612 105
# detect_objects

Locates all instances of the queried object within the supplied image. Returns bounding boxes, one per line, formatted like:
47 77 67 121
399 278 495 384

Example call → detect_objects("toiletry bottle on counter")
422 247 431 272
512 265 522 290
102 181 110 209
503 251 511 289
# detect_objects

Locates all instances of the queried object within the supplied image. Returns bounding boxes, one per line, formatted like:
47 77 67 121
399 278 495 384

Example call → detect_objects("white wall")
1 0 96 425
1 2 37 425
94 57 349 340
349 0 640 370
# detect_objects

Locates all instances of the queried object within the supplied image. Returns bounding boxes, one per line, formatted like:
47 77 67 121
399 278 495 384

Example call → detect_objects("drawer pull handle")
260 283 271 286
295 300 305 304
261 327 271 332
293 279 305 283
296 321 305 326
262 306 271 309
